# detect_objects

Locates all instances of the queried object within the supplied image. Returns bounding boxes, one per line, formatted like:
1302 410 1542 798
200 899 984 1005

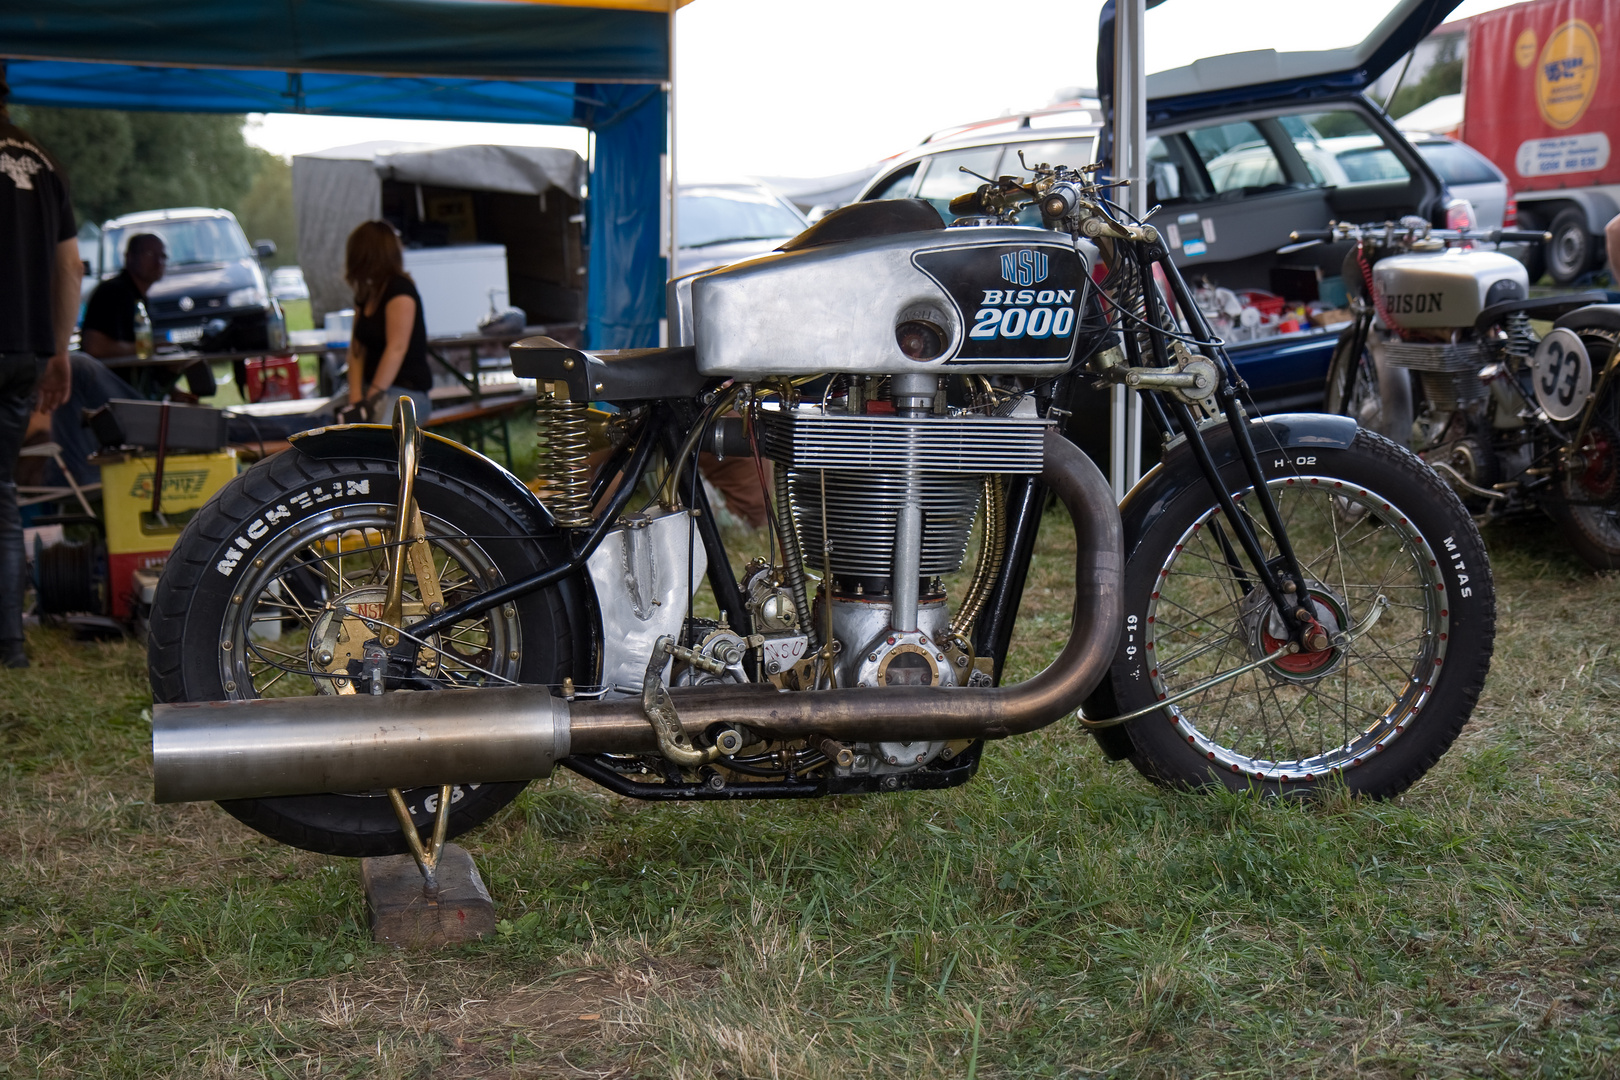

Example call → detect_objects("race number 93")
1531 327 1593 422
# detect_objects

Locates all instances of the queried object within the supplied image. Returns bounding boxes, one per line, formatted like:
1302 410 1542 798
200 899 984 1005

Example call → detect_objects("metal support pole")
1112 0 1147 498
661 0 678 346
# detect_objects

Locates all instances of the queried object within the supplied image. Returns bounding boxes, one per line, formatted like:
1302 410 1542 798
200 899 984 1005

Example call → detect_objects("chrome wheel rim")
217 503 521 701
1144 476 1447 783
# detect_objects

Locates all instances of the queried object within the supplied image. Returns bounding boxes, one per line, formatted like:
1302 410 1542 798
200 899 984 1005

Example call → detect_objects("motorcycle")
147 164 1496 871
1313 219 1619 566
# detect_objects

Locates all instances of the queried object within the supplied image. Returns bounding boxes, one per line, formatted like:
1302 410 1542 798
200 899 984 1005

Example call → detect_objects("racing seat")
510 337 710 402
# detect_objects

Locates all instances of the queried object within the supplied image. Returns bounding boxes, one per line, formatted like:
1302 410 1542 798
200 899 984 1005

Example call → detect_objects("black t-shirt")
352 275 431 393
0 119 77 356
81 269 143 348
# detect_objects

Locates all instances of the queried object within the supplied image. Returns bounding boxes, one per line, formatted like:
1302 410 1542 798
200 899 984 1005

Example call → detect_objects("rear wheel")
149 447 580 856
1547 331 1620 568
1100 429 1494 797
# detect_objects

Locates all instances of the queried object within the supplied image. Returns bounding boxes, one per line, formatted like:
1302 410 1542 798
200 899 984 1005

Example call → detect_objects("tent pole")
1111 0 1147 500
663 0 678 346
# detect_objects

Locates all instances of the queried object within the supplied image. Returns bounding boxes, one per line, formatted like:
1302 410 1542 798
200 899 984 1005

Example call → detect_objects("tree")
10 106 259 226
234 149 298 266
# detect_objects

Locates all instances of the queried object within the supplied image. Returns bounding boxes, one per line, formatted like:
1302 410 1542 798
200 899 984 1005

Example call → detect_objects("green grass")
3 513 1619 1077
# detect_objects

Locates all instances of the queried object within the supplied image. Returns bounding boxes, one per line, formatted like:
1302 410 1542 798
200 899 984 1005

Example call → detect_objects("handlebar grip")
949 186 987 217
1489 229 1553 243
1288 230 1336 242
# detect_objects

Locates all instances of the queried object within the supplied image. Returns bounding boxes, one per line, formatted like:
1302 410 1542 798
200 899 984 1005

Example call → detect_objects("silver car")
675 183 810 278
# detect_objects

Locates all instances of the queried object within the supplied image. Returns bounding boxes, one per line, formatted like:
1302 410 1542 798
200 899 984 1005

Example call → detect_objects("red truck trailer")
1458 0 1618 283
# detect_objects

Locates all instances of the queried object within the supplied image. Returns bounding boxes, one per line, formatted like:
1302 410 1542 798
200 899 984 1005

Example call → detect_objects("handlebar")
1287 224 1552 245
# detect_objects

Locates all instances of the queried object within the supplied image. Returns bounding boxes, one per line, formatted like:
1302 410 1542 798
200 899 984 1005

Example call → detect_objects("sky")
244 0 1523 180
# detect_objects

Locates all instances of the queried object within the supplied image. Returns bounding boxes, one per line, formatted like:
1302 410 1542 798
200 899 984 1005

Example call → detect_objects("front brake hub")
1237 581 1347 682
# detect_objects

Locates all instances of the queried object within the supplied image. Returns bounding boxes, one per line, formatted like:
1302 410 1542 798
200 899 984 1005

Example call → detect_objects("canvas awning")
0 0 692 348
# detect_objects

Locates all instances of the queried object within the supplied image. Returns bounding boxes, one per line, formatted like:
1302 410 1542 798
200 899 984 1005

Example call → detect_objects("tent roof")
1 0 675 86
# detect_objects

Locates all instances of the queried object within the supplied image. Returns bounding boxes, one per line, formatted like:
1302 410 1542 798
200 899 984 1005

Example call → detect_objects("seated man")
81 233 215 400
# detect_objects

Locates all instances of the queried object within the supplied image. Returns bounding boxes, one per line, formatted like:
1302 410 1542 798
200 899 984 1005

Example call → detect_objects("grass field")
2 512 1619 1078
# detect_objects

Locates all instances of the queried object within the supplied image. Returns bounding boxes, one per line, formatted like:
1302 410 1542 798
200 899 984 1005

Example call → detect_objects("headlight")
226 285 266 308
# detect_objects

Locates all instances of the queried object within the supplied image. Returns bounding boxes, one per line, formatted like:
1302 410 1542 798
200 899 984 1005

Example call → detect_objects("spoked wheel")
1548 332 1620 569
1324 334 1413 446
1098 428 1494 798
149 447 582 855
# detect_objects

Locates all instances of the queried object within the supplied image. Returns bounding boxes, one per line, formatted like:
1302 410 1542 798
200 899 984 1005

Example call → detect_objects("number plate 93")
1531 327 1593 422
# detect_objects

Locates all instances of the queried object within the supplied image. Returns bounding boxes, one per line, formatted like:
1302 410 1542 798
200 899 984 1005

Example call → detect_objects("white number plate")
1531 327 1592 422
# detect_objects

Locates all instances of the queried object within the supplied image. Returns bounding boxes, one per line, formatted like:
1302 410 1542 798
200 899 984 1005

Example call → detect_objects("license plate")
166 326 204 344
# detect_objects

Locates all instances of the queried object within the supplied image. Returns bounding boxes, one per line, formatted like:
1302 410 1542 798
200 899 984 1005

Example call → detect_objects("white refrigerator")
402 244 509 338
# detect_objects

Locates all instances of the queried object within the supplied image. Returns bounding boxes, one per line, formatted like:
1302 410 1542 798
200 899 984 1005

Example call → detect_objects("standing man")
0 75 77 668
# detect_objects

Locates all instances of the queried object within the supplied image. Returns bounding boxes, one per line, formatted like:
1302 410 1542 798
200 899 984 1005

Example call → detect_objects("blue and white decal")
913 242 1083 364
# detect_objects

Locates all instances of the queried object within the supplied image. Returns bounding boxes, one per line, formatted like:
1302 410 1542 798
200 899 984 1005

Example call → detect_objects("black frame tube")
407 409 669 642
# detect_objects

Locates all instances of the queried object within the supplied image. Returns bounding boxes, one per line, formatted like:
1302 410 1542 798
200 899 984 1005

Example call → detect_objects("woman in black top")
338 221 432 421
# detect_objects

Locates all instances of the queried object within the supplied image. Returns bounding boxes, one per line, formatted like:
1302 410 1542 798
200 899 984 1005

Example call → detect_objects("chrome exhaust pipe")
152 431 1121 803
153 686 569 803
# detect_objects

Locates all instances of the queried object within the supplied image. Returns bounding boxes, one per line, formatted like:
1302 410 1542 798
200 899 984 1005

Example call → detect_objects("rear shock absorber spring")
535 389 592 527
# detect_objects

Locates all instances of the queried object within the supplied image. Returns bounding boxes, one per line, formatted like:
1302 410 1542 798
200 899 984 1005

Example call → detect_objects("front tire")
148 446 582 856
1099 429 1494 798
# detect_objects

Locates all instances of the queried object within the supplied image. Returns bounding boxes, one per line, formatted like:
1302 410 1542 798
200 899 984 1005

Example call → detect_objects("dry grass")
2 511 1618 1077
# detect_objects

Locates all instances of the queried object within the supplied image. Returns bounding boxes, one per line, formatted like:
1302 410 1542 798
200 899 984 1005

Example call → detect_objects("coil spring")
535 391 592 527
1503 311 1536 363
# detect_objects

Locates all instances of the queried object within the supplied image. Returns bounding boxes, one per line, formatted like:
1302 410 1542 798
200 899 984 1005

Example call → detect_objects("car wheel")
1546 208 1595 285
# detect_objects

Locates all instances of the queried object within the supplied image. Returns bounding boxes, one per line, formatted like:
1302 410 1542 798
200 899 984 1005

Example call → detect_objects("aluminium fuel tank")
691 225 1090 378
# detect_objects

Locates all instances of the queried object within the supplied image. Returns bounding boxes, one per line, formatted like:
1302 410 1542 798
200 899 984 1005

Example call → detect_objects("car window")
1285 110 1411 187
104 217 251 270
678 190 806 249
1415 141 1499 186
1001 137 1094 174
915 146 1004 217
865 162 919 201
1185 121 1284 195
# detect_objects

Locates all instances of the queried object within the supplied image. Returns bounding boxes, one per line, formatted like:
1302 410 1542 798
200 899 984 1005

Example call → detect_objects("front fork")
1127 242 1326 651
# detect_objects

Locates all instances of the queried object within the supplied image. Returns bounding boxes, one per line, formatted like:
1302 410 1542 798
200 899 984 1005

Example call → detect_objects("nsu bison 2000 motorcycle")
149 163 1496 869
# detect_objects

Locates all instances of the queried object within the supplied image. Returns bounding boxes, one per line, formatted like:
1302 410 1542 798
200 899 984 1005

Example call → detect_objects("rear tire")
1547 331 1620 568
148 446 580 856
1100 429 1494 798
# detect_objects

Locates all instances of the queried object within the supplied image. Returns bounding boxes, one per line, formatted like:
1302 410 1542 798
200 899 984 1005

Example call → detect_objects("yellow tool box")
98 448 237 618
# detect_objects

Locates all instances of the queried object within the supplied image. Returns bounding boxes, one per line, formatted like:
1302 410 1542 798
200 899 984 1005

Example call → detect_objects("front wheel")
148 446 583 856
1098 429 1494 798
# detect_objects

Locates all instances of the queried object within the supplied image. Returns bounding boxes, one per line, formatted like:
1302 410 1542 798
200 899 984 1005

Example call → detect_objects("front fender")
1118 413 1357 560
290 423 557 532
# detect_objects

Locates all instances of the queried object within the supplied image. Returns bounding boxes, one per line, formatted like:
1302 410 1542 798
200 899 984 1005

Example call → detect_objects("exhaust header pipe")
152 431 1121 803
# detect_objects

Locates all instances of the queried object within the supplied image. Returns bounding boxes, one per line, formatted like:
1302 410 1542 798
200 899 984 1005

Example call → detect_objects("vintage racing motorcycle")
1315 219 1620 567
148 164 1496 873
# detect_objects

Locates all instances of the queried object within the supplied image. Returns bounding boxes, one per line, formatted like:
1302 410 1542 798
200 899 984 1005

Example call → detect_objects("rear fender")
291 423 556 531
1085 412 1358 759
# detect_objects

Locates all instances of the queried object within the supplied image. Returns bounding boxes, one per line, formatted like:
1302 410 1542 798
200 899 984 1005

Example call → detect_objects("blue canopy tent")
0 0 691 349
